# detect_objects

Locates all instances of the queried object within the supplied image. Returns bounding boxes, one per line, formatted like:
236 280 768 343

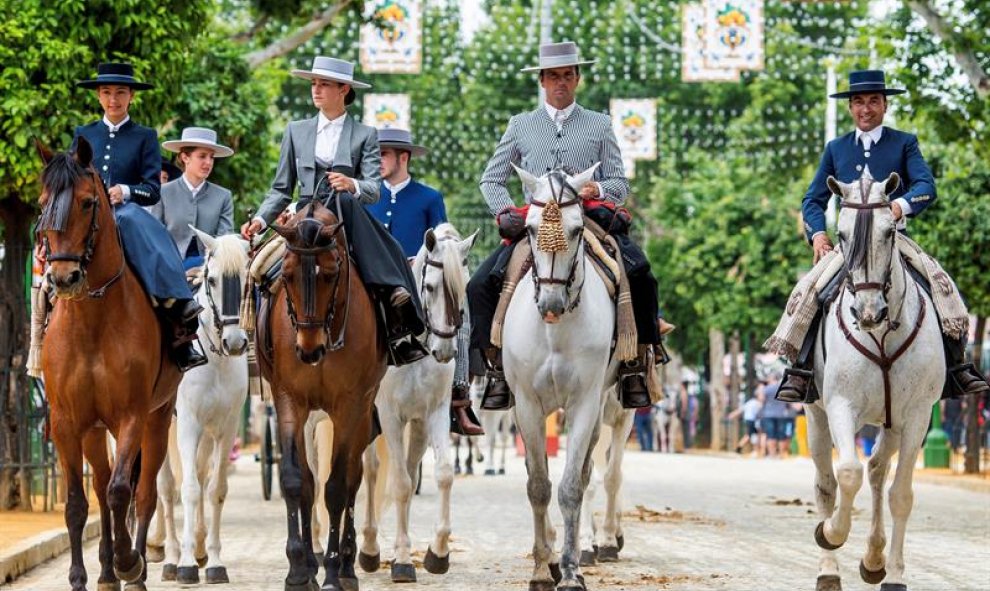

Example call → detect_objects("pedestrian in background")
634 405 655 451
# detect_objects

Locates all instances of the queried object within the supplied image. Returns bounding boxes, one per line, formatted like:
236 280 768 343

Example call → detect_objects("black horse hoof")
358 551 380 573
390 562 416 583
598 544 620 563
879 584 907 591
284 578 315 591
528 581 556 591
498 468 505 475
579 549 597 566
423 547 450 574
860 560 887 584
161 563 177 581
616 534 624 552
549 562 562 585
145 545 165 563
114 553 144 584
206 566 230 584
484 468 497 476
123 582 146 591
816 574 842 591
559 573 586 591
177 565 200 585
815 521 843 551
339 577 359 591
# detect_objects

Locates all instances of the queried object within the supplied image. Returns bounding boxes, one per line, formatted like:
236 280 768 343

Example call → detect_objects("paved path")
6 444 989 591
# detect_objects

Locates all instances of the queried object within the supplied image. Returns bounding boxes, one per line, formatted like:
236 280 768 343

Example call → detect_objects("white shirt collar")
855 125 883 147
103 115 130 133
181 174 205 197
317 111 347 133
384 176 412 195
544 101 577 124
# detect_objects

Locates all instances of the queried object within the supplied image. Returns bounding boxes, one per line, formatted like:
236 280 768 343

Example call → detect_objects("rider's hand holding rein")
241 219 263 240
812 232 833 264
107 184 125 205
578 181 601 200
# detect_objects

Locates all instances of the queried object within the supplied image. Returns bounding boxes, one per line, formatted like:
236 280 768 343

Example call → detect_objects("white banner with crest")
359 0 423 74
682 3 741 83
610 99 657 163
363 93 411 130
702 0 765 72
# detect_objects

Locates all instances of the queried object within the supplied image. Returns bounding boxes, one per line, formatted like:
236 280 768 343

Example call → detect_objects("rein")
529 172 585 313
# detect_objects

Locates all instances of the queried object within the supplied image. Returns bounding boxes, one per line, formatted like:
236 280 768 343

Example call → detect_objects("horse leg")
128 403 173 587
516 399 556 590
174 414 205 584
296 419 320 583
820 403 862 550
106 418 145 583
465 435 474 475
884 411 929 587
304 414 325 561
277 400 314 590
83 428 118 591
861 428 899 584
382 411 416 582
52 425 90 591
322 435 355 590
203 428 236 583
424 410 454 574
600 411 633 561
806 404 841 591
339 434 368 591
557 400 601 590
358 440 381 572
147 418 175 564
194 438 213 567
452 433 462 475
154 444 179 580
579 449 599 567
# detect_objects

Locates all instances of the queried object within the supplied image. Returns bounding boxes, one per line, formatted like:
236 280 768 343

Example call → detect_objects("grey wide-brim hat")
291 56 371 89
162 127 234 158
377 128 428 158
521 41 595 73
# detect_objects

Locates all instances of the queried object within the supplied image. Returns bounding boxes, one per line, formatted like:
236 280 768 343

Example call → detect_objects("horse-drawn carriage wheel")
261 410 275 501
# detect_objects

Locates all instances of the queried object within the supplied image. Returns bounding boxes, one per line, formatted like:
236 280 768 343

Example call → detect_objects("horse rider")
72 62 207 371
150 127 235 270
240 56 428 365
774 69 990 403
467 41 674 411
365 127 485 435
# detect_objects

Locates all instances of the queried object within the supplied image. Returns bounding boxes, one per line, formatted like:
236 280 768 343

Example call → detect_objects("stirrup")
945 362 990 398
777 367 814 404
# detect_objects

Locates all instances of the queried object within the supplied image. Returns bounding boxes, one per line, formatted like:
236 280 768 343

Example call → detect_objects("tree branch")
231 14 271 44
908 0 990 99
244 0 354 69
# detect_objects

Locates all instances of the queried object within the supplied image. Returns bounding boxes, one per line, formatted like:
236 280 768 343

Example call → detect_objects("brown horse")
37 137 181 591
257 199 386 591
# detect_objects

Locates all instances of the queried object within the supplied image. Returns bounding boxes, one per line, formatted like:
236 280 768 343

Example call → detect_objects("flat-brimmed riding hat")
521 41 595 73
829 70 906 99
162 127 234 158
291 56 371 89
377 128 428 158
77 62 154 90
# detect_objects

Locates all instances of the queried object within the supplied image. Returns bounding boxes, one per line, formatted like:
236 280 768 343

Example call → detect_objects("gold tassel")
536 200 567 253
240 277 256 332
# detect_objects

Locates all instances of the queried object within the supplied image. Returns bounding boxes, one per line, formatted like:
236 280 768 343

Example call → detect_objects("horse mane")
38 152 88 233
207 235 249 277
413 223 467 311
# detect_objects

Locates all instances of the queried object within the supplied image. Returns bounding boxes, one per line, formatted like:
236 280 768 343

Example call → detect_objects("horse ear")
569 162 601 192
826 175 844 197
270 223 296 242
511 163 542 197
883 173 900 196
34 138 53 165
461 229 480 252
424 228 437 252
319 222 342 240
189 225 218 253
73 136 93 168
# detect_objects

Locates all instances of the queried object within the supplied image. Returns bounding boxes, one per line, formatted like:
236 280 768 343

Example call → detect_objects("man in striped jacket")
467 41 673 412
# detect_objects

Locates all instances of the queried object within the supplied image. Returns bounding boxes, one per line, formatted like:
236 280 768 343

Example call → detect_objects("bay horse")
502 163 617 591
257 199 387 591
807 173 944 591
37 137 181 591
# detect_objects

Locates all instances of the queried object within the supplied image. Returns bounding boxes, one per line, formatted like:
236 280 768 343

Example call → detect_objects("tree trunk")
908 0 990 98
244 0 354 68
728 332 741 450
708 328 726 451
0 195 35 510
964 315 986 474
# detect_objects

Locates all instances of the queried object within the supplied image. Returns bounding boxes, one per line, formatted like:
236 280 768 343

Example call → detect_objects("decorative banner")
359 0 423 74
703 0 765 72
610 99 657 162
682 3 741 83
363 93 411 130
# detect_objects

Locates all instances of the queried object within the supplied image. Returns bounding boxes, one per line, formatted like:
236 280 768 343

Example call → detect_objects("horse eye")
425 284 435 293
208 277 217 287
81 198 96 210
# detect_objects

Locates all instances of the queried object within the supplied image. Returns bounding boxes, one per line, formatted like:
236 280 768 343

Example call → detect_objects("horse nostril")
68 270 82 285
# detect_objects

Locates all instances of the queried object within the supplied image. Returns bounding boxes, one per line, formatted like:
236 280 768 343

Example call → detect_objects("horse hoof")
206 566 230 584
860 560 886 584
528 581 556 591
145 545 165 563
390 562 416 583
579 549 597 566
338 577 359 591
123 582 147 591
284 578 315 591
423 547 450 574
484 468 496 476
816 574 842 591
616 534 624 552
499 468 505 475
549 562 562 585
177 565 200 584
597 545 620 563
97 582 122 591
815 522 843 551
358 551 380 573
879 584 907 591
114 553 144 583
161 563 178 581
197 554 209 568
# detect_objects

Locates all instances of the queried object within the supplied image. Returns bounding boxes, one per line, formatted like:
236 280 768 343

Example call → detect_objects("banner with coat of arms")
682 3 741 83
360 0 423 74
702 0 764 72
610 99 657 166
363 93 411 130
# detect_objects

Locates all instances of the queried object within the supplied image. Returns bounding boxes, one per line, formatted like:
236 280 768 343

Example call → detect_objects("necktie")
555 110 565 131
861 134 872 151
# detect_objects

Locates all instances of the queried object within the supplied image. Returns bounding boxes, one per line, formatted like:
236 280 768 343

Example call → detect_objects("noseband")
529 172 585 313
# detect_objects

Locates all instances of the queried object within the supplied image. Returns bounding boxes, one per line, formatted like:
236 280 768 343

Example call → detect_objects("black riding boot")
618 345 652 409
943 335 990 399
382 288 428 367
480 348 514 410
165 299 207 372
777 312 822 404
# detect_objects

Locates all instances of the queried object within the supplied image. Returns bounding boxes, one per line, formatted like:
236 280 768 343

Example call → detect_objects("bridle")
198 255 244 356
419 236 465 340
840 176 893 296
529 170 585 314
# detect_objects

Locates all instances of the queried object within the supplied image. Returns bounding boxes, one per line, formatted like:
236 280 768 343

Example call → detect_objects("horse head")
271 200 346 364
513 162 599 323
37 136 107 299
191 227 250 357
415 223 477 363
830 171 901 331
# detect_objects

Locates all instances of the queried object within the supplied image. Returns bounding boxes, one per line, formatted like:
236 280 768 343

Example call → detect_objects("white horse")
152 230 250 585
807 173 944 591
358 222 477 583
580 392 634 566
502 164 617 591
474 376 513 476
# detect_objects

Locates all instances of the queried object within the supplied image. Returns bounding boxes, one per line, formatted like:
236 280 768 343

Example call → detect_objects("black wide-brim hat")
161 157 182 182
77 62 154 90
830 69 905 99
